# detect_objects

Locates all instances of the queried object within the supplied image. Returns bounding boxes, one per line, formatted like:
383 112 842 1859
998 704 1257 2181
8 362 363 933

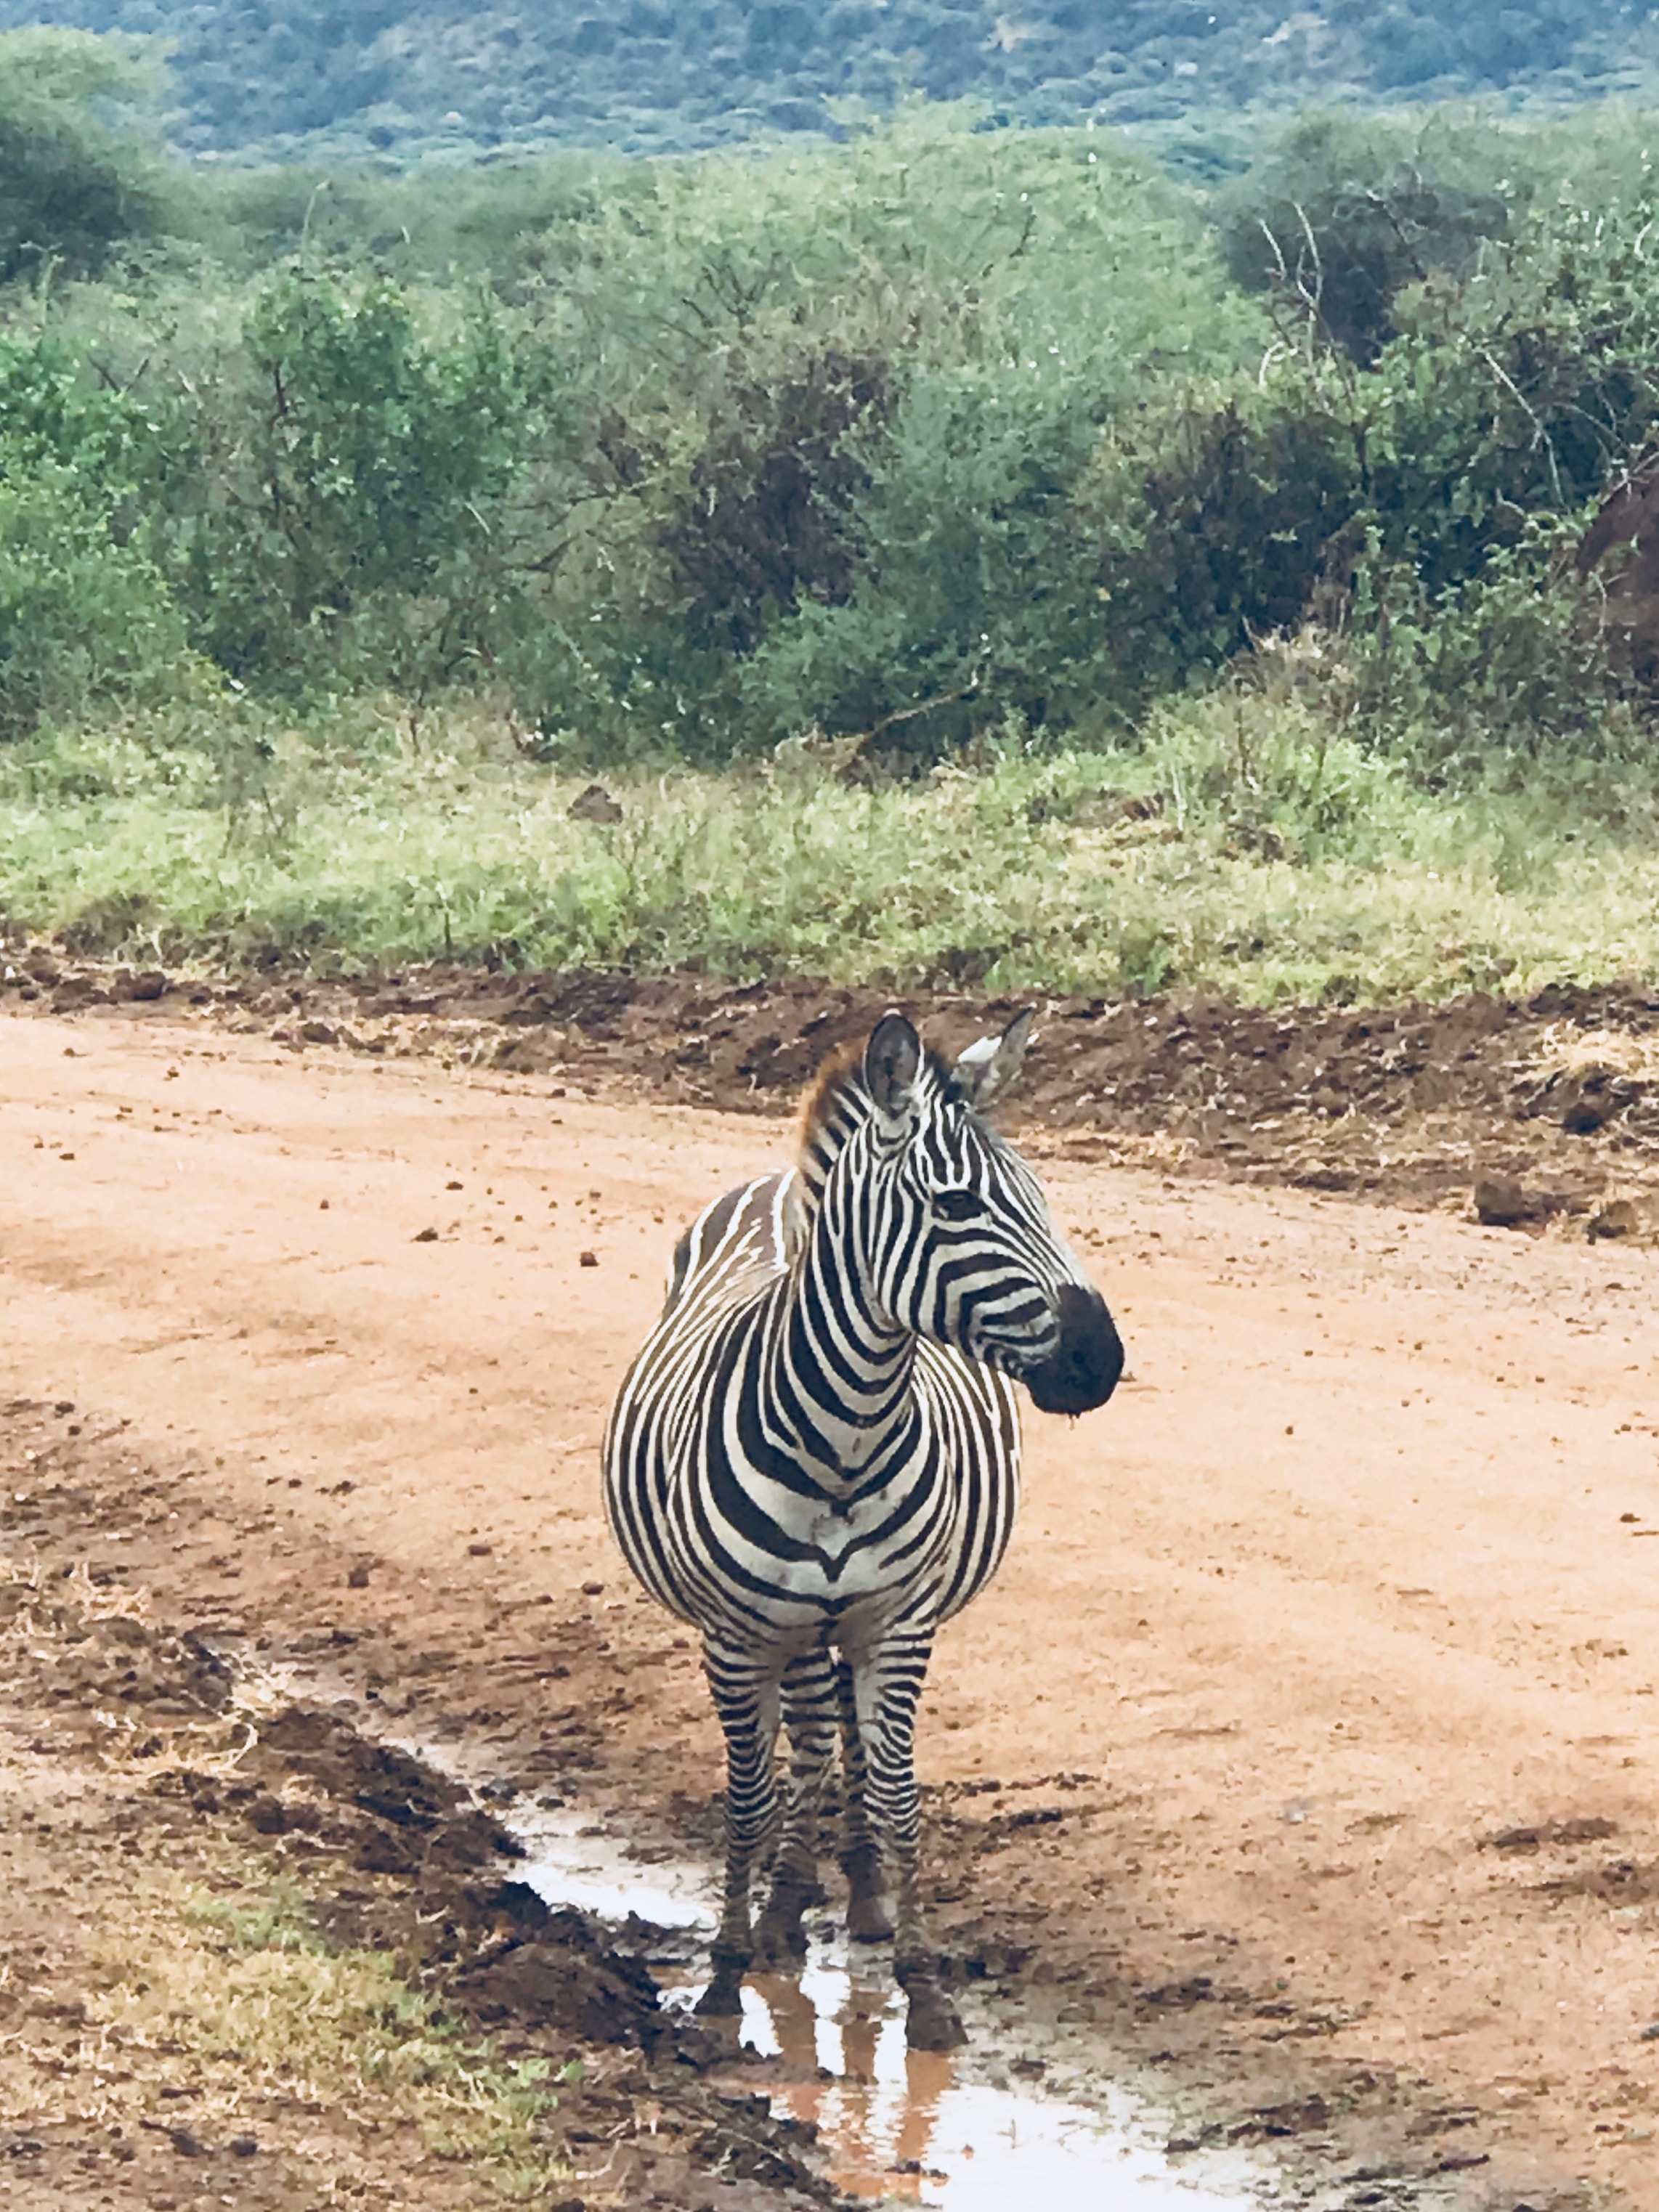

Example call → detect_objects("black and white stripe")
602 1010 1123 2047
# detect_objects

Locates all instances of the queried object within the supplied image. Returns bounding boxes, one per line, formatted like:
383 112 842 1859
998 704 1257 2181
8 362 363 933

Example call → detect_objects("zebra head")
854 1010 1124 1416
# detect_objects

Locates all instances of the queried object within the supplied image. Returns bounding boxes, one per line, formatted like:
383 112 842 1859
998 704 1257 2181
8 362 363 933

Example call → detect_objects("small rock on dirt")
1473 1178 1533 1227
413 1226 439 1243
246 1792 287 1836
346 1562 371 1587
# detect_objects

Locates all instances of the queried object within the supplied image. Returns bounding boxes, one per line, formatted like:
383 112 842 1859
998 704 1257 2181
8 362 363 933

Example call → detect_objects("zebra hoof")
695 1953 748 2017
845 1890 895 1943
843 1846 893 1942
903 1981 967 2052
694 1980 745 2019
753 1909 808 1967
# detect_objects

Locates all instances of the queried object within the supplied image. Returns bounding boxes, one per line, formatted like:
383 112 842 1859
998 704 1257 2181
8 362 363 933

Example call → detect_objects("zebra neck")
766 1189 919 1482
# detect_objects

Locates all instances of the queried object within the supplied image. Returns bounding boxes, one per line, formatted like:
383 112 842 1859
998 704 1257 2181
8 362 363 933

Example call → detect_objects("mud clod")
1475 1178 1533 1227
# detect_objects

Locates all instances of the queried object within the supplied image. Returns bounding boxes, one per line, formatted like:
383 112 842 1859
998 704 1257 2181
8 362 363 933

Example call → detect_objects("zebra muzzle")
1022 1283 1124 1416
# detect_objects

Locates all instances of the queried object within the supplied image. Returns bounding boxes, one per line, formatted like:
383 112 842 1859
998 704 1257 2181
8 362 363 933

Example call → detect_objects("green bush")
1076 366 1366 701
1210 109 1520 362
577 112 1273 760
0 327 195 738
0 460 195 739
0 29 174 283
1362 199 1659 591
11 77 1659 782
1341 529 1629 760
165 269 534 695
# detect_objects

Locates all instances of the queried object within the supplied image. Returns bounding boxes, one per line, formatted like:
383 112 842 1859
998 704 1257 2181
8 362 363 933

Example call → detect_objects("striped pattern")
606 1166 1022 1642
601 1014 1121 2046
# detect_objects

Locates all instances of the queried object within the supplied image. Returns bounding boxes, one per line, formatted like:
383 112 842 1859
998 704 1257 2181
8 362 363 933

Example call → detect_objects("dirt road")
5 998 1659 2206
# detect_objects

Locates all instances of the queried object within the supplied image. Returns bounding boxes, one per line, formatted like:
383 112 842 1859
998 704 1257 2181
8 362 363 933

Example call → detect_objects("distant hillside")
1 1 1657 164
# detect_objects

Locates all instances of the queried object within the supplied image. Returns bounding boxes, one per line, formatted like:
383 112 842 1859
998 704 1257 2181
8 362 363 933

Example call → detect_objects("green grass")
4 690 1659 1005
89 1869 575 2187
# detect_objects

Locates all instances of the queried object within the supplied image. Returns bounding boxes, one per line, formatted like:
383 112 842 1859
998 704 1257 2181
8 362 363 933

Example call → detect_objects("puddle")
236 1682 1274 2205
516 1811 1270 2209
517 1802 717 1930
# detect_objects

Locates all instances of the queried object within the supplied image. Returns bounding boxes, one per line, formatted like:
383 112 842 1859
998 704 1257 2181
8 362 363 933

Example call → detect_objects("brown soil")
12 938 1659 1221
7 973 1659 2208
0 1410 828 2212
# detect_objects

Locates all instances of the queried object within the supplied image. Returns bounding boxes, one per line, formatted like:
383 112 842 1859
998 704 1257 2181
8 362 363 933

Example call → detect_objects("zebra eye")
934 1187 984 1222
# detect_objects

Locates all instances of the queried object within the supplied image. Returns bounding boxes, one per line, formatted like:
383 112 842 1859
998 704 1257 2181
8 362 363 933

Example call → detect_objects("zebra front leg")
836 1654 893 1942
853 1631 965 2052
698 1640 783 2017
753 1648 837 1967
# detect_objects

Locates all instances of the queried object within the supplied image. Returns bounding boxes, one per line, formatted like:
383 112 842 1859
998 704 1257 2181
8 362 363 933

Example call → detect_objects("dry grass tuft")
84 1869 573 2188
1528 1023 1659 1087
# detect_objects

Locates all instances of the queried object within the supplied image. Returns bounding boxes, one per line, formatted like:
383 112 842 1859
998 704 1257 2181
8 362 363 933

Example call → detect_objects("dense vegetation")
9 30 1659 1001
1 1 1658 162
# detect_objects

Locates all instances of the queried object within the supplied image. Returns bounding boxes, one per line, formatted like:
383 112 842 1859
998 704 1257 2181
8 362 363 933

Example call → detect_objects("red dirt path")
5 996 1659 2205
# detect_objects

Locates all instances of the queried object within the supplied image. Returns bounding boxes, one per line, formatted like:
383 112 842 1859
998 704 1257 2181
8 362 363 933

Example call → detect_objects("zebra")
602 1009 1123 2049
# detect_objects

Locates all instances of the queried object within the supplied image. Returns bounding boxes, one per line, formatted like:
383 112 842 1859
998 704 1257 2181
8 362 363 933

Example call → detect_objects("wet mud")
517 1810 1269 2209
0 1515 830 2209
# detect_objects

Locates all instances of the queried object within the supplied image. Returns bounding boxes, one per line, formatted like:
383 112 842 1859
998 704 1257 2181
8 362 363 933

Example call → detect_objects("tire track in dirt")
4 1001 1659 2205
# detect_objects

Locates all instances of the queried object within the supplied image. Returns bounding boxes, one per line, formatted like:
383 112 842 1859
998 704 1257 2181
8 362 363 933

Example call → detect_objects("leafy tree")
660 346 891 655
0 329 191 736
0 28 171 282
1211 110 1520 362
1079 370 1366 695
511 111 1268 757
165 270 532 692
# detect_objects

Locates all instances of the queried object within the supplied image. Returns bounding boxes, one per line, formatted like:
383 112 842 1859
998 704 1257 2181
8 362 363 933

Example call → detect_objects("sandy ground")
4 997 1659 2207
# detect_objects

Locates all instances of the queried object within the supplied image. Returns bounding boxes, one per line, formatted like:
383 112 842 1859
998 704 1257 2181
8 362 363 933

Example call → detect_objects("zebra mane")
794 1034 957 1216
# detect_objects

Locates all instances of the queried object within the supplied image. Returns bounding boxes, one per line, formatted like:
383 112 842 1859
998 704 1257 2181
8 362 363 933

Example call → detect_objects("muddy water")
519 1813 1270 2210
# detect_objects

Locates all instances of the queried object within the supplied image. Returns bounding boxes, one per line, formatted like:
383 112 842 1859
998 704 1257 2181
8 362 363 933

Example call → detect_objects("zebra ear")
952 1008 1033 1111
865 1012 922 1121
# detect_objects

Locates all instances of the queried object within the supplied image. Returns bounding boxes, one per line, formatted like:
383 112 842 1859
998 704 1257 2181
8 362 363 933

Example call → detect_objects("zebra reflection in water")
603 1009 1123 2049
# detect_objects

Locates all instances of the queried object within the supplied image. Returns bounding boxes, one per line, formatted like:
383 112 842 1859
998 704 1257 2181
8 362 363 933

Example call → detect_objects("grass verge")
88 1873 572 2188
5 688 1659 1004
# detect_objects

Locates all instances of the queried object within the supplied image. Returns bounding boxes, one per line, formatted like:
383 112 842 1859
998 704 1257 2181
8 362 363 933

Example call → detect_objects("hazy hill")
1 1 1656 164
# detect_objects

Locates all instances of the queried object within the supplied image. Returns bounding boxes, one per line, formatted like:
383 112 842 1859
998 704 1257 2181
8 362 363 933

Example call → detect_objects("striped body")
606 1168 1022 1660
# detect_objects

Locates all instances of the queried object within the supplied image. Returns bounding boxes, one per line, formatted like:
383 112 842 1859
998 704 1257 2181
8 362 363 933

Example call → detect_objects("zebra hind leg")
753 1648 837 1967
836 1655 894 1942
854 1632 965 2052
697 1641 784 2017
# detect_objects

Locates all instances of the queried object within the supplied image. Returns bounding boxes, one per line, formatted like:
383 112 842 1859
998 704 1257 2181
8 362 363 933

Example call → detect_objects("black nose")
1024 1284 1124 1416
